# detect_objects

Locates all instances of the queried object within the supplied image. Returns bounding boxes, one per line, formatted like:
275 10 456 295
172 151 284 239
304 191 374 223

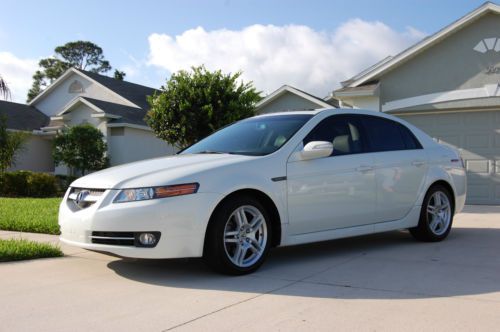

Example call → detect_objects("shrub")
0 171 59 197
27 172 59 197
0 171 30 197
53 124 108 176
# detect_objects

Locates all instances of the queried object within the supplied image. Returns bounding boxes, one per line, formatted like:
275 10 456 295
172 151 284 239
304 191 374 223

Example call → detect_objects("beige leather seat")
332 135 350 154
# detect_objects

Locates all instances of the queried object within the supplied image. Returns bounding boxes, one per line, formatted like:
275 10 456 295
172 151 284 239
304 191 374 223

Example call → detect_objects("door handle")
356 165 373 172
412 160 426 167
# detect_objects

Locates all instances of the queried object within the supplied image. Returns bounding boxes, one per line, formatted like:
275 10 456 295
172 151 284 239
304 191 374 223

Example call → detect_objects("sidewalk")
0 230 86 256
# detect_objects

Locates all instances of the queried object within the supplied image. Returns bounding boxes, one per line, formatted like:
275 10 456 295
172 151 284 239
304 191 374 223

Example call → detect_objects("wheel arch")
425 179 456 212
204 188 282 252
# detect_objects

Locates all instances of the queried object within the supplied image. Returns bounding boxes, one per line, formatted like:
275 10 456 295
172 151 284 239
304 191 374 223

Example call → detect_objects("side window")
398 124 422 150
303 115 364 156
362 116 406 152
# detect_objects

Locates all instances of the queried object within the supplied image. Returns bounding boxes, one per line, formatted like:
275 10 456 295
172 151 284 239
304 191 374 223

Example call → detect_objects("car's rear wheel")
204 195 272 275
410 185 454 242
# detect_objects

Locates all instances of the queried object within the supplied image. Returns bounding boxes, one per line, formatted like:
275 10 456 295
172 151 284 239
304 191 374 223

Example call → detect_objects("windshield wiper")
193 150 227 154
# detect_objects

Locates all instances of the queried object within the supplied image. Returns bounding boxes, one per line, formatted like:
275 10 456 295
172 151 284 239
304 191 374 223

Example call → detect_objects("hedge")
0 171 76 197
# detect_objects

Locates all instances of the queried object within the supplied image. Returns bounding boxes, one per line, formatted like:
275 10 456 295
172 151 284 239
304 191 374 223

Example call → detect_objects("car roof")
254 108 438 148
255 108 394 119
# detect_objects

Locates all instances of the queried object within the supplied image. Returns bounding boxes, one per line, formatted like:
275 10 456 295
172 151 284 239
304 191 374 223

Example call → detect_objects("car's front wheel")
410 184 454 242
204 195 272 275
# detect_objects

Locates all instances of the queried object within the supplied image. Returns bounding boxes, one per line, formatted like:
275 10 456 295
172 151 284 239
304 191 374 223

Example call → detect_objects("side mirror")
300 141 333 161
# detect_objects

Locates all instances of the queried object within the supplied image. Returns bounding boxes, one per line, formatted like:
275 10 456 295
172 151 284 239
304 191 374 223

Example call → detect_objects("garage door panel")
439 135 461 148
494 134 500 148
464 112 494 128
467 184 491 200
466 159 490 174
406 116 434 129
398 110 500 205
436 113 462 126
465 134 490 149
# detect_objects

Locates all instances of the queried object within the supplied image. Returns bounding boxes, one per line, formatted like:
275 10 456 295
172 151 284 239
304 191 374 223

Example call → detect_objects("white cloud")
147 20 425 97
0 52 38 103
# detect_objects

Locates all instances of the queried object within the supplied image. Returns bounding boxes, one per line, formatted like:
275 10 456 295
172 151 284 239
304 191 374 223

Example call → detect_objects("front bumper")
59 189 223 259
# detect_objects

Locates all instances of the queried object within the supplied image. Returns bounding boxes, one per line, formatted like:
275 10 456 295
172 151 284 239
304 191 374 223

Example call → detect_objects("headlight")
114 183 199 203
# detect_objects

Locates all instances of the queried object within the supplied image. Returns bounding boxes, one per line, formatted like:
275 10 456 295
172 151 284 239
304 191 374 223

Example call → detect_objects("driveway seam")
163 253 366 331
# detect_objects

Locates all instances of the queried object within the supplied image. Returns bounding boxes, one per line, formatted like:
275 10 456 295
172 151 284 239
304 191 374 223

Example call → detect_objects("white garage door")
397 110 500 205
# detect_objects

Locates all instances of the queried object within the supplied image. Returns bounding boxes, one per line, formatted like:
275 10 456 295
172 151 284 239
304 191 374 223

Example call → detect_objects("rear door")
361 116 428 222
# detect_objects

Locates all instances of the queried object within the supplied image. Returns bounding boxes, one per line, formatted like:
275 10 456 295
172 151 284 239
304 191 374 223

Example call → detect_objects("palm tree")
0 74 11 100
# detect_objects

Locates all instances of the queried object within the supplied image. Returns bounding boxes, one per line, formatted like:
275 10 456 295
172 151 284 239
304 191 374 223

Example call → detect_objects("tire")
410 184 454 242
203 195 273 275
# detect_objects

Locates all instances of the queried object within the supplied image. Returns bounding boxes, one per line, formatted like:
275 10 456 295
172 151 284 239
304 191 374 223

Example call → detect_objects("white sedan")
59 109 466 275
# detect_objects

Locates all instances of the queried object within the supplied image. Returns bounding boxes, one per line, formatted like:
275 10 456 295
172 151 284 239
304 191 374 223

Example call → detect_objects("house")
0 68 175 174
332 2 500 204
255 85 339 114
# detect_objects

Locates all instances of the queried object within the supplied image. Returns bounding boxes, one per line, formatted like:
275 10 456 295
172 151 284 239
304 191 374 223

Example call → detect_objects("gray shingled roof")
75 69 159 110
82 97 148 126
0 100 49 131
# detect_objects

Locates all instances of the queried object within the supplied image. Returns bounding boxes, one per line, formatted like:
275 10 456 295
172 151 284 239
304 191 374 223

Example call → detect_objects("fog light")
138 233 157 246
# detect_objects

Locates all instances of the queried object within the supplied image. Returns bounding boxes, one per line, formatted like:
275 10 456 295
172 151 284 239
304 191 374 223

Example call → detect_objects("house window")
68 80 84 93
110 127 124 136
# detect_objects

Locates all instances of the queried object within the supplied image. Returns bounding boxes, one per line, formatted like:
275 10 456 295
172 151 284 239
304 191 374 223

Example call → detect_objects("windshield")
181 114 313 156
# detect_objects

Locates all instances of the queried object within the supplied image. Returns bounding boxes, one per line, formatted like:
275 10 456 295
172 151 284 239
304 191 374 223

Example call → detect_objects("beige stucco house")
0 68 175 174
332 2 500 204
257 3 500 204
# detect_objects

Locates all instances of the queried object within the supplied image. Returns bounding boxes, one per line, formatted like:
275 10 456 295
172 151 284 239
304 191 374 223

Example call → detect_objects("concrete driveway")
1 205 500 331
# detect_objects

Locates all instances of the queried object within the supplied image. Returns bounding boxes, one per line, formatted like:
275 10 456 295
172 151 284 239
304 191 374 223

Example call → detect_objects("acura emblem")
75 190 90 208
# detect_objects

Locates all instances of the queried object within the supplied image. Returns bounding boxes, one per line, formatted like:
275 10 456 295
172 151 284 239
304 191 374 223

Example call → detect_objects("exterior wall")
8 134 54 172
34 72 136 116
65 103 107 136
257 92 325 114
341 96 380 111
107 127 175 166
380 12 500 106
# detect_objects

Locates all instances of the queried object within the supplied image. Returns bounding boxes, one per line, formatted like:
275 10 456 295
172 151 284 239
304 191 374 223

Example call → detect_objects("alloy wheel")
223 205 268 268
426 191 452 236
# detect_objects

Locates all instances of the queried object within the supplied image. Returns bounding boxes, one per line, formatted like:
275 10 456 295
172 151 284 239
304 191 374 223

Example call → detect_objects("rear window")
398 124 422 149
362 116 421 152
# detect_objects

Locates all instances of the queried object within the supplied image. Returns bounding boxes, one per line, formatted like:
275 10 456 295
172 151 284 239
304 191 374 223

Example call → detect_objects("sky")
0 0 491 102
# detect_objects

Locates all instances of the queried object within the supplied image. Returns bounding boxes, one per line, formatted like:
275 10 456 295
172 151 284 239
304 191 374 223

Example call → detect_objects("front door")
287 115 376 235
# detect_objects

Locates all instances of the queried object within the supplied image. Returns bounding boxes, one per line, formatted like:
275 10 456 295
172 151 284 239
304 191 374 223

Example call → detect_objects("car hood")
70 153 254 189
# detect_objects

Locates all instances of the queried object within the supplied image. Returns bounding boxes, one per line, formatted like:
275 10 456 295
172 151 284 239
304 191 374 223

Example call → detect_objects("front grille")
91 231 135 246
68 188 106 210
73 188 106 196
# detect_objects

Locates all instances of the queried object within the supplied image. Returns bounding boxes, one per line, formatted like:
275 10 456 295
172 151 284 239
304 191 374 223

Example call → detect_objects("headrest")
274 135 287 147
332 135 350 153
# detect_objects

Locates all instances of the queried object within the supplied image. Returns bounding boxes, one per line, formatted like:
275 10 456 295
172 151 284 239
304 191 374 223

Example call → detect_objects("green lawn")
0 238 63 262
0 198 62 235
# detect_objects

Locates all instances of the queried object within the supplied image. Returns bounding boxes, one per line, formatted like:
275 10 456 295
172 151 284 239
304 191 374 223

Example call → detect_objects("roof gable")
28 68 157 110
76 69 158 110
345 2 500 88
256 85 335 110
